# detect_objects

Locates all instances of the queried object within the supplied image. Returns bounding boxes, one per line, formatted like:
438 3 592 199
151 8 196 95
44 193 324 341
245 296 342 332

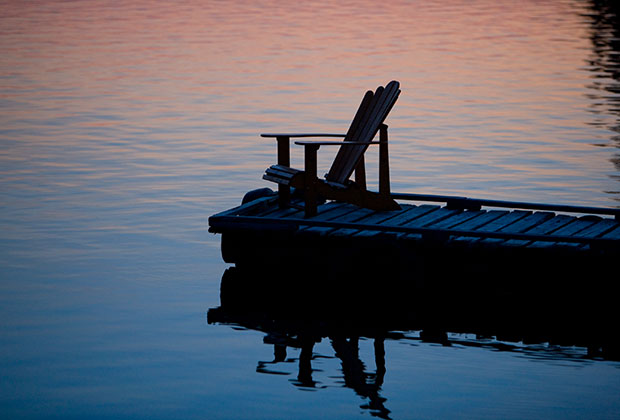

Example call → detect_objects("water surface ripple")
1 1 619 419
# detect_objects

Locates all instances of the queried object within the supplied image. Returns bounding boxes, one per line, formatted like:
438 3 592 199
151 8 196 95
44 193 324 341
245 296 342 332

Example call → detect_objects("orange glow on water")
0 0 618 212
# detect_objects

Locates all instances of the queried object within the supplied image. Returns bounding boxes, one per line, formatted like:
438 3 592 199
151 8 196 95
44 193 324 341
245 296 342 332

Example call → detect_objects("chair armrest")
294 140 380 146
261 133 345 138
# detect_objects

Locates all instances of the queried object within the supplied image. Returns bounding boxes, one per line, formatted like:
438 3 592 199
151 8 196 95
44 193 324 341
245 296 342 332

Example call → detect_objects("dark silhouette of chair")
262 81 402 217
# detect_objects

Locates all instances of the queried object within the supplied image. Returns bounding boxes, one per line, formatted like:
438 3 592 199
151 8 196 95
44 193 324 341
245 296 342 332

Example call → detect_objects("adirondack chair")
262 80 402 217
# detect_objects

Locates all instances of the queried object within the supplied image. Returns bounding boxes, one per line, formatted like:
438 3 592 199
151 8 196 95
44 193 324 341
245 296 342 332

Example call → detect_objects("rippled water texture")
1 0 619 419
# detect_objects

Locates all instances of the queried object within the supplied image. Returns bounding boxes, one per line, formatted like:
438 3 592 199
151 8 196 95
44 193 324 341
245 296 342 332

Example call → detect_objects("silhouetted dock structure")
209 80 620 283
209 191 620 272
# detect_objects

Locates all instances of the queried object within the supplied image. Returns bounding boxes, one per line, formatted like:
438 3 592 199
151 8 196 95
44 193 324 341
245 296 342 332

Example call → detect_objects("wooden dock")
209 190 620 302
209 191 620 266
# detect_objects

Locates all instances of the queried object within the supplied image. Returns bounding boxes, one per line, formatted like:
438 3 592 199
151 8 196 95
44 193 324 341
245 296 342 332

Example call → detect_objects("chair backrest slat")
326 81 400 184
327 89 379 181
343 90 374 143
337 86 385 175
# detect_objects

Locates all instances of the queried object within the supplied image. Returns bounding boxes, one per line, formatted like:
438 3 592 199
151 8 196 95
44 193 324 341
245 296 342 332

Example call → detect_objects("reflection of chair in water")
208 266 620 418
258 333 322 389
293 339 318 389
262 81 401 217
259 334 391 419
331 336 390 420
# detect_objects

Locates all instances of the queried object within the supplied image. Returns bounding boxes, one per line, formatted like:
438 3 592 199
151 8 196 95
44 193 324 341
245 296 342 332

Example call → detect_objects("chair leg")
276 136 291 207
355 155 367 189
378 124 390 198
303 144 320 217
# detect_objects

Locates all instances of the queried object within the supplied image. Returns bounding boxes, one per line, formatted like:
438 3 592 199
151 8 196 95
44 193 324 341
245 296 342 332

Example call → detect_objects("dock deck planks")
209 194 620 265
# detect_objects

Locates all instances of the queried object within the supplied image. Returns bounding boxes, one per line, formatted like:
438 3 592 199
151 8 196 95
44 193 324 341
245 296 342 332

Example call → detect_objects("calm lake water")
1 0 619 419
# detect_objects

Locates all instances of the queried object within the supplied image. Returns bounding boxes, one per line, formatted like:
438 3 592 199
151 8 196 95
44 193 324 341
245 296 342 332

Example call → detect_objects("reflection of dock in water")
208 265 620 419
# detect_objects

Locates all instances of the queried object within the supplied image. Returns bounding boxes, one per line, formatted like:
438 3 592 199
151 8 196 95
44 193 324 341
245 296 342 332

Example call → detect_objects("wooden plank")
453 210 533 244
354 204 439 238
358 82 399 147
329 209 398 237
328 207 379 223
452 210 509 231
327 90 374 183
307 202 356 220
551 218 596 236
499 211 554 233
572 218 619 250
303 143 319 217
261 200 343 220
402 207 459 228
265 167 298 179
391 192 620 218
426 210 485 230
351 202 419 226
261 133 346 139
383 202 417 214
300 203 361 233
524 214 578 234
344 90 374 144
269 164 299 175
304 207 376 236
528 218 595 248
601 225 620 239
400 207 460 240
256 197 306 217
267 207 303 218
337 85 386 179
287 201 342 219
212 211 620 246
262 174 290 185
378 204 439 226
504 214 575 247
304 202 403 236
296 140 380 146
276 136 291 206
329 82 400 184
280 202 339 223
575 218 619 238
449 210 513 244
478 211 553 245
258 205 301 218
